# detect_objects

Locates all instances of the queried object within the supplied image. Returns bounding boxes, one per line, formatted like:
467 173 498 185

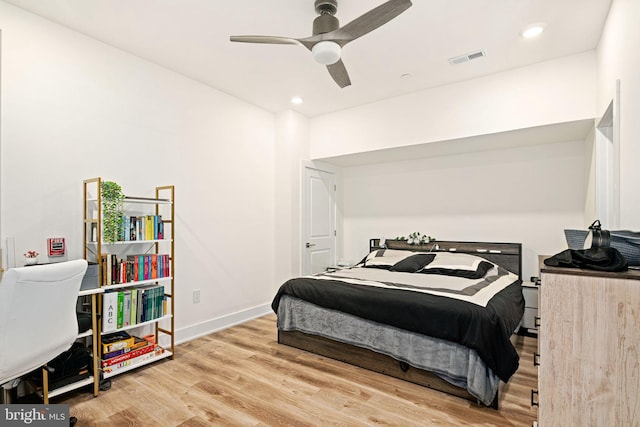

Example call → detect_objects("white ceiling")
4 0 612 117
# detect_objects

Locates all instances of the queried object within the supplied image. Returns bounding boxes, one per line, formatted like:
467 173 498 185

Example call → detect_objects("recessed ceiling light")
291 96 303 105
521 24 545 39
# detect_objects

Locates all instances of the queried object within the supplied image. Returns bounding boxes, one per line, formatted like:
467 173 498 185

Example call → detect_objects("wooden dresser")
536 265 640 426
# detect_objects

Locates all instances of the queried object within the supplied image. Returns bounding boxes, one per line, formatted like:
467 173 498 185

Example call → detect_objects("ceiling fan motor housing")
313 13 339 35
314 0 339 35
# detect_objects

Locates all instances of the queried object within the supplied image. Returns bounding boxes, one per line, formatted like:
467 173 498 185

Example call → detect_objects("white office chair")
0 259 88 403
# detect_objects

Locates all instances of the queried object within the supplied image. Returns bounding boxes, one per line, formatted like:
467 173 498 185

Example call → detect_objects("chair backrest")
0 259 88 385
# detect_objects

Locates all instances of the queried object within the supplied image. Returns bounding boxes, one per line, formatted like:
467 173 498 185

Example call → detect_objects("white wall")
597 0 640 229
583 126 597 225
0 2 277 342
274 110 310 284
308 51 598 279
310 51 597 159
341 140 586 280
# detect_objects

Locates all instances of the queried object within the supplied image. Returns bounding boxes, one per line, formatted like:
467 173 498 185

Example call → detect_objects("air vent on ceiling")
449 50 487 65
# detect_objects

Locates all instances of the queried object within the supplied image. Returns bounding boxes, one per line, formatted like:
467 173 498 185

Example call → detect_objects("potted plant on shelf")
101 181 125 243
397 232 435 245
24 250 39 265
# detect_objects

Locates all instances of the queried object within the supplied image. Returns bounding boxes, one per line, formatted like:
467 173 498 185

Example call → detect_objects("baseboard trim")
175 303 273 345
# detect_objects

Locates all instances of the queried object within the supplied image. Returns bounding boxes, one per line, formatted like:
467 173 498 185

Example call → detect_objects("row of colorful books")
102 285 166 332
119 214 164 242
101 332 164 374
101 253 170 286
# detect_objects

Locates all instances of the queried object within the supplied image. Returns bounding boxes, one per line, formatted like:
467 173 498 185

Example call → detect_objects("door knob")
306 242 316 248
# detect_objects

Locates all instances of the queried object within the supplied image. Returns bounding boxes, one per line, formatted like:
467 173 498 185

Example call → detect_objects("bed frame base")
278 329 499 409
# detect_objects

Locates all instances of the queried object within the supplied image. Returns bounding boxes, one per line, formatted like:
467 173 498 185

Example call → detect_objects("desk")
33 266 104 403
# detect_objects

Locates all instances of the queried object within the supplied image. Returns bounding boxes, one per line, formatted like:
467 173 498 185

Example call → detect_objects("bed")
271 239 525 408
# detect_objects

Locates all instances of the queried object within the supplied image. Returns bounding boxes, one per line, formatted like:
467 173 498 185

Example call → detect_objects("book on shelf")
101 254 126 285
111 255 115 284
102 285 165 329
146 286 154 321
123 216 130 241
116 291 125 329
122 289 131 327
101 342 157 367
102 335 148 360
144 255 150 280
136 217 143 241
139 285 162 323
102 347 165 375
136 286 144 324
101 253 170 285
101 331 134 354
102 335 149 360
102 291 118 332
129 216 136 241
147 216 153 240
103 254 110 286
131 335 150 349
100 214 164 243
151 254 157 279
161 254 169 279
130 289 138 326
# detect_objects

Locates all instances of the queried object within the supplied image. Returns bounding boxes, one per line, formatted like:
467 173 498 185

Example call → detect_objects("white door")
302 166 336 275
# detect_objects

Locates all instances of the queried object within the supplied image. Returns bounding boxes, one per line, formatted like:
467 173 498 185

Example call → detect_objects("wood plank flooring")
59 314 538 426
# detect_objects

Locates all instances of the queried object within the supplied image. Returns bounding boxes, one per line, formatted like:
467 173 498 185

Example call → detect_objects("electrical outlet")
193 289 201 304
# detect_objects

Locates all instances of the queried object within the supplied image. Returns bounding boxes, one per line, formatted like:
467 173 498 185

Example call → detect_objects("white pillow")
420 252 496 279
363 249 417 269
422 253 484 270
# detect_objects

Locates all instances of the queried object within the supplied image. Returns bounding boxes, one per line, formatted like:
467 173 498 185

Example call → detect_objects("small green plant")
101 181 125 243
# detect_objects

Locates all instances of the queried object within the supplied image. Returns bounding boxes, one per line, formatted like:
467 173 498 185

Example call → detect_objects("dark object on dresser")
564 220 640 266
543 247 628 272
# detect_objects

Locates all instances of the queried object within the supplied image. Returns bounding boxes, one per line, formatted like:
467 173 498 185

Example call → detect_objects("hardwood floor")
60 314 538 426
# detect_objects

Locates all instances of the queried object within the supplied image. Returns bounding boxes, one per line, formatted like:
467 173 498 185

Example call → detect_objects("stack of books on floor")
101 331 164 374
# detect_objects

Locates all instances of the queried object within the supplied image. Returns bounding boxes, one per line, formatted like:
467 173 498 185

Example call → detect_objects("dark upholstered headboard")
369 239 522 280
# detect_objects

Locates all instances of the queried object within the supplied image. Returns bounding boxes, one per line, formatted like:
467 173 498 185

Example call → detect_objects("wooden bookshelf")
83 177 175 387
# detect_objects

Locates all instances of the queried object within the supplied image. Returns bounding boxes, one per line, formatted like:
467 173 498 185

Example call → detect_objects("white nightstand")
520 279 539 335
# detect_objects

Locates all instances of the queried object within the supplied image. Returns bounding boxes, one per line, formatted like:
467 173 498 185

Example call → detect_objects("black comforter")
272 272 524 382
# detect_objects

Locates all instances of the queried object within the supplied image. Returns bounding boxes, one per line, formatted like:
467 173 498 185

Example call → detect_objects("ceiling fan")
230 0 413 88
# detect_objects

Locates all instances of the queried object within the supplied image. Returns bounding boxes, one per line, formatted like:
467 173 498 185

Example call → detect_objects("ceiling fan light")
312 41 341 65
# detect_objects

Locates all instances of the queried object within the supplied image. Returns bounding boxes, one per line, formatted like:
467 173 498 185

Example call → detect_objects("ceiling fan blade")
230 35 302 46
327 60 351 88
328 0 412 46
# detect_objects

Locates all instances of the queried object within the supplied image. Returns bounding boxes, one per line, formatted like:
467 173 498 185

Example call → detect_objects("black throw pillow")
389 253 436 273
